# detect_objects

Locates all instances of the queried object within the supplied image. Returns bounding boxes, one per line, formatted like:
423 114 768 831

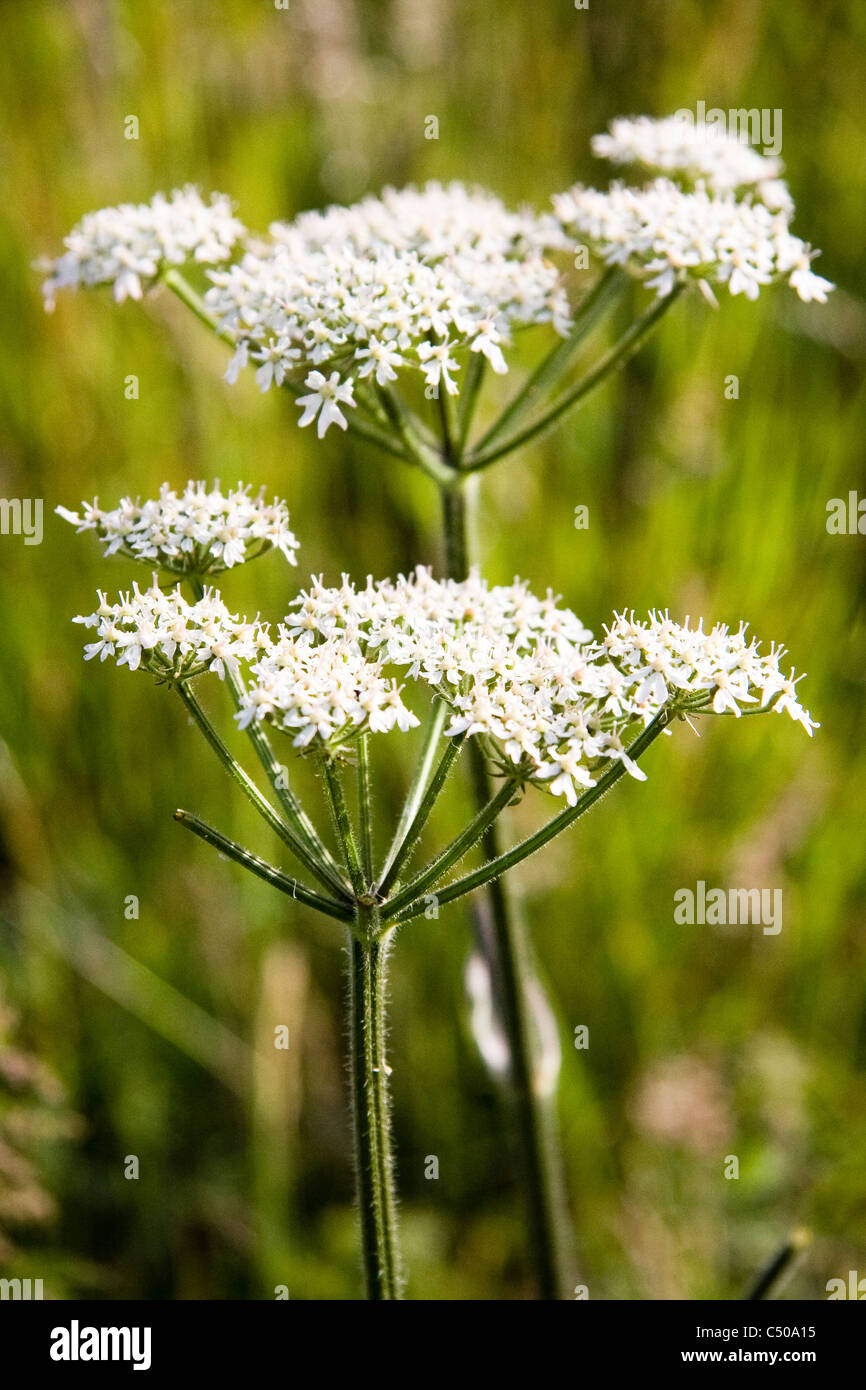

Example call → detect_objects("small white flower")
253 338 300 391
295 371 356 437
416 340 461 395
355 338 405 386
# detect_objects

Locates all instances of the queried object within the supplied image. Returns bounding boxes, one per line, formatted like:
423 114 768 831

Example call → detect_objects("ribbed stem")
185 576 348 897
377 728 465 900
382 773 516 920
348 916 401 1299
357 734 374 887
439 470 572 1300
467 282 685 471
376 698 450 892
173 809 351 923
175 681 348 900
321 754 366 897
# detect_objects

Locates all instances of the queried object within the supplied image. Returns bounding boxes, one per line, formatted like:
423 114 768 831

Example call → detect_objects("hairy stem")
357 734 374 887
321 754 366 897
348 918 401 1299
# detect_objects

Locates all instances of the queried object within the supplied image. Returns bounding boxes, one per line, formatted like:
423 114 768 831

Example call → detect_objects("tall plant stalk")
349 914 400 1300
438 467 573 1300
320 758 402 1296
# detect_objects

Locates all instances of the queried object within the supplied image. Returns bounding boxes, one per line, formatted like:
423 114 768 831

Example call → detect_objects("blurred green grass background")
0 0 864 1299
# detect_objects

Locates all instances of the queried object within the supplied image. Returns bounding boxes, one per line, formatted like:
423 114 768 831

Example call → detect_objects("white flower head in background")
40 187 245 309
40 126 833 439
206 181 571 432
73 581 267 682
57 481 299 575
592 114 792 210
552 178 833 303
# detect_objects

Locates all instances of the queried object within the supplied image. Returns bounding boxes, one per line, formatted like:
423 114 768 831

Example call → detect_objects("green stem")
163 268 234 343
348 919 401 1298
321 753 366 897
376 698 449 892
473 266 625 455
376 721 463 898
438 467 572 1300
467 282 685 471
233 682 347 892
376 386 455 485
436 383 456 464
176 681 346 900
440 472 475 577
173 810 351 922
357 734 374 887
457 353 487 452
393 710 673 924
186 577 348 895
382 773 517 921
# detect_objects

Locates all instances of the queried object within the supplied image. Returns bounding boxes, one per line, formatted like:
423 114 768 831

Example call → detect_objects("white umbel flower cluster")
57 481 299 574
69 534 815 796
205 181 570 431
592 115 792 210
73 582 266 681
41 187 245 308
552 178 833 302
237 634 421 748
244 567 816 804
602 611 818 734
40 124 832 412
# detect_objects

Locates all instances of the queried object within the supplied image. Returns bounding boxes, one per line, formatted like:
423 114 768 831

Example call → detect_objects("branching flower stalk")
45 114 831 1299
60 490 817 1298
